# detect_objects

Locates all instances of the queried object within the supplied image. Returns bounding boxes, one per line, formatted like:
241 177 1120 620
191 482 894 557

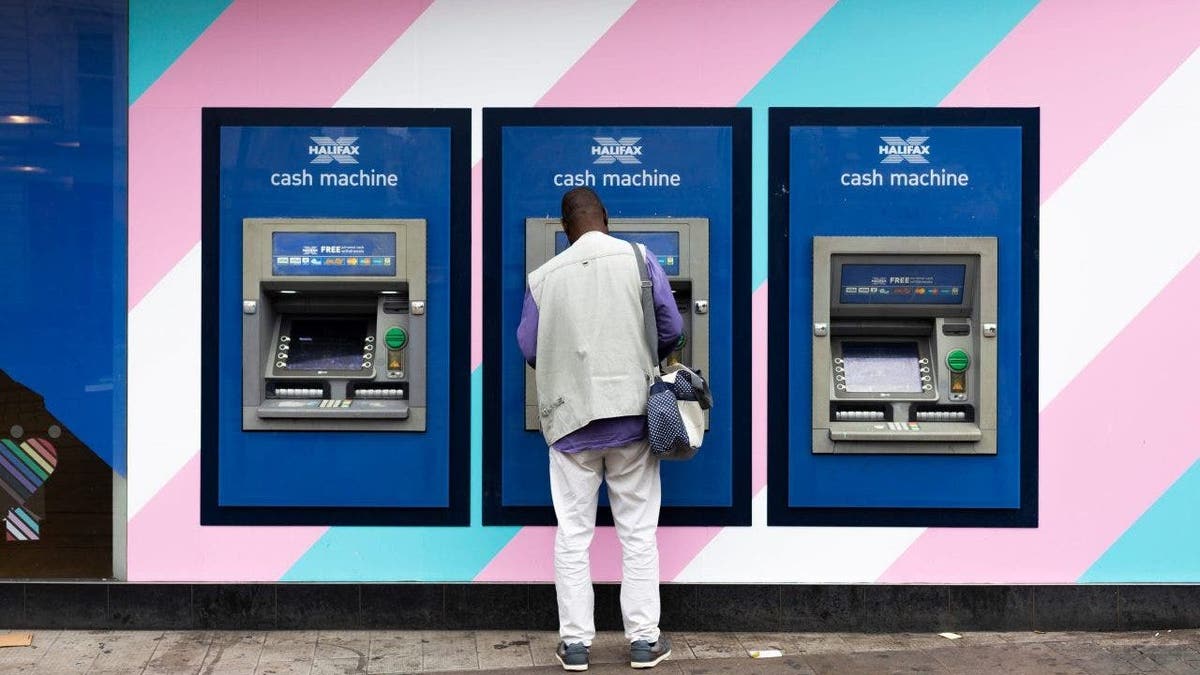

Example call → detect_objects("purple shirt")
517 242 684 452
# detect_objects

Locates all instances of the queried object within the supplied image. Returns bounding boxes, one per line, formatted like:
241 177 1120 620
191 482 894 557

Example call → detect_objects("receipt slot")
523 217 709 431
812 236 997 454
242 218 427 432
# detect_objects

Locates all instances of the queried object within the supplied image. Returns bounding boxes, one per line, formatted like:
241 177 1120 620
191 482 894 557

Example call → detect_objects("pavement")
0 628 1198 674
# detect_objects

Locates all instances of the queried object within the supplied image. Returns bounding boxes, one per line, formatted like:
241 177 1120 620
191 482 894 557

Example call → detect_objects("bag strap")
629 241 658 371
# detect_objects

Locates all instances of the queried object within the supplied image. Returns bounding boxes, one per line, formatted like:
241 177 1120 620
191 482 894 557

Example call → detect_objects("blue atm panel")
200 108 471 526
483 108 752 527
767 108 1039 528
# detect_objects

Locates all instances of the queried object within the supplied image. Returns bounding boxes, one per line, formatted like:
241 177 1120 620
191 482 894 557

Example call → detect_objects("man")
518 187 683 671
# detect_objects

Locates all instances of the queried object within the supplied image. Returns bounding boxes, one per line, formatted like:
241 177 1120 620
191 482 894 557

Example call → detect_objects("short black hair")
560 187 607 230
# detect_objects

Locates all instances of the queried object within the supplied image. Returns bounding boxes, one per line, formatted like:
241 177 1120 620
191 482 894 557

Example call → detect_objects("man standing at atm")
518 187 683 671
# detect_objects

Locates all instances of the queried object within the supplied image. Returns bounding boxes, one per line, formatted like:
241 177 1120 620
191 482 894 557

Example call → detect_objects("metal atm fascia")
523 217 709 431
242 218 427 432
811 236 997 455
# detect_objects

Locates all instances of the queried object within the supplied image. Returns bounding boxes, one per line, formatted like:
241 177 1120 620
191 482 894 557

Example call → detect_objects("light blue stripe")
14 507 38 533
130 0 234 104
1080 460 1200 582
740 0 1041 287
282 367 521 581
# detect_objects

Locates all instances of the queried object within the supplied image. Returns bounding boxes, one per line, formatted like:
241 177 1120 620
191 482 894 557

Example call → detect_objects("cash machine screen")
272 232 397 277
841 342 922 393
839 264 965 305
554 231 681 276
286 319 369 371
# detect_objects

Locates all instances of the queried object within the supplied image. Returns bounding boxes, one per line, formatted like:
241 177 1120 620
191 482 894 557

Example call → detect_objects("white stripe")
127 245 202 517
673 492 925 582
1039 48 1200 408
6 520 27 541
335 0 637 163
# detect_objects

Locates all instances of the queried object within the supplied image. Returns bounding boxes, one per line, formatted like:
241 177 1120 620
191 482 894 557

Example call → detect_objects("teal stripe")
282 367 521 581
1080 460 1200 582
14 508 38 533
740 0 1040 286
130 0 234 104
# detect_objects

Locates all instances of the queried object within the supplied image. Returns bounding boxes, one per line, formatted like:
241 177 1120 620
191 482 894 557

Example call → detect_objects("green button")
946 349 970 373
385 327 408 350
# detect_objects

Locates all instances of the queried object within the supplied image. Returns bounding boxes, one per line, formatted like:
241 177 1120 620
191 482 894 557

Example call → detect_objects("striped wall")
127 0 1200 582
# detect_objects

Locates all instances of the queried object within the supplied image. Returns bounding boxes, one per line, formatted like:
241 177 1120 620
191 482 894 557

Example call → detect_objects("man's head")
560 187 608 243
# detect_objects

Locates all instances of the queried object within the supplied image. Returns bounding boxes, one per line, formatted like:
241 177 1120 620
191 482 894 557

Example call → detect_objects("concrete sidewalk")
0 628 1197 673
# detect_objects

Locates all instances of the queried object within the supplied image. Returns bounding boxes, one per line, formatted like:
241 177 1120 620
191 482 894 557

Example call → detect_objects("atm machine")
524 218 709 431
812 236 997 454
242 217 427 432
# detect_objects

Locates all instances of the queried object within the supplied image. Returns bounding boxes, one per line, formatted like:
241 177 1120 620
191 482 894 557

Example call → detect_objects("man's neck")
570 227 607 244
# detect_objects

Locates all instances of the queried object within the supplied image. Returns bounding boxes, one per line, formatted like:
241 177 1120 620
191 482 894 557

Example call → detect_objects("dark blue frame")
200 108 471 526
767 107 1040 527
482 108 753 527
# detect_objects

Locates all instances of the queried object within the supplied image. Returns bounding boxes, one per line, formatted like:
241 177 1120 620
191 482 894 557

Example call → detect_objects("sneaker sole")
630 649 671 669
555 653 588 672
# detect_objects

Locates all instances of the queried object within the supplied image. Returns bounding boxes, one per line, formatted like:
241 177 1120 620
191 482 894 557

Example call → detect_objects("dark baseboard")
1 583 1198 632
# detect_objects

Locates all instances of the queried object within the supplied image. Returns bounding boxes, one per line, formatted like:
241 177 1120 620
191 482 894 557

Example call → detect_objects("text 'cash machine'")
812 237 998 454
523 218 709 431
242 218 427 432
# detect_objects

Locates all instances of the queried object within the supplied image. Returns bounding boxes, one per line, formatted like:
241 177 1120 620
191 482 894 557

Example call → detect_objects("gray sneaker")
556 641 589 671
630 636 672 669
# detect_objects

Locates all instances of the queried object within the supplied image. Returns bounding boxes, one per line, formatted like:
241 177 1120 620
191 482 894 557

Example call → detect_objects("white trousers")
549 439 662 646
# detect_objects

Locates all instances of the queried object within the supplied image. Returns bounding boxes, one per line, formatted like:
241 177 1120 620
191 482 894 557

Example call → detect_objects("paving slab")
0 628 1196 673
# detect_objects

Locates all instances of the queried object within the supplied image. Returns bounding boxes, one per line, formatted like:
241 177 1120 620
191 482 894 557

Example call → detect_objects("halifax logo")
309 136 360 165
592 137 642 165
879 136 930 164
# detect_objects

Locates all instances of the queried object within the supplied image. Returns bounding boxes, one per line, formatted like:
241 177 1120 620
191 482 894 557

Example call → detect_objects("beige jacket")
527 231 655 445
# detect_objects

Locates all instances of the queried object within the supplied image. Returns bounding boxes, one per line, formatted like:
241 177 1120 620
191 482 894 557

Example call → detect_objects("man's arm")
516 287 539 368
644 249 684 361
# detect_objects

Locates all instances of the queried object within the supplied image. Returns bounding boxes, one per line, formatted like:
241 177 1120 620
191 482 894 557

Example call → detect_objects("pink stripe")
538 0 834 106
7 513 35 540
752 285 768 492
128 454 327 581
26 438 57 467
474 525 719 582
881 257 1200 582
941 0 1200 201
31 437 56 460
128 0 434 308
